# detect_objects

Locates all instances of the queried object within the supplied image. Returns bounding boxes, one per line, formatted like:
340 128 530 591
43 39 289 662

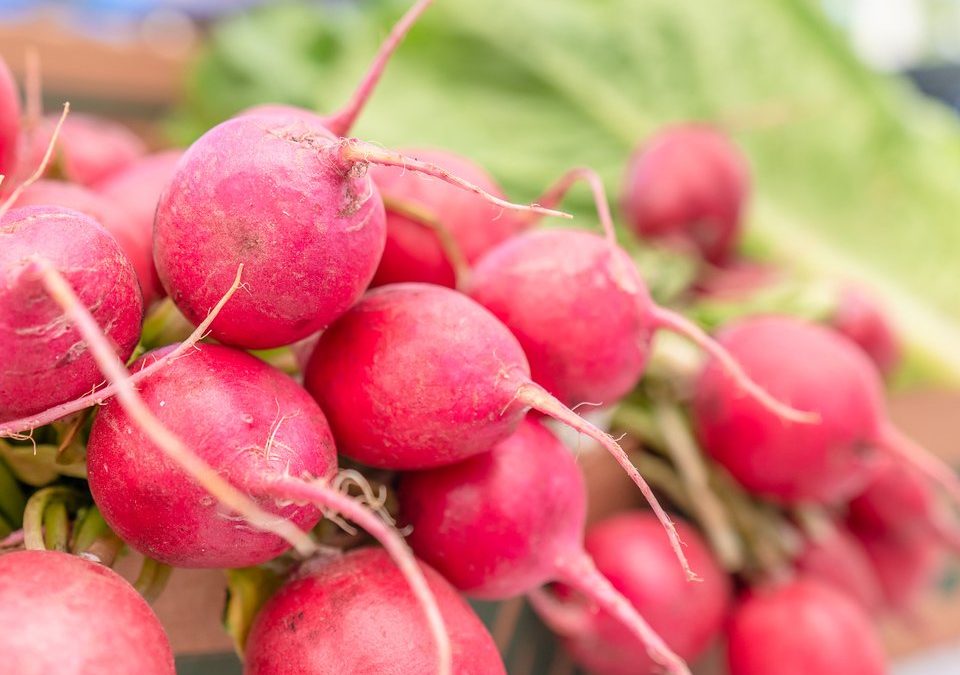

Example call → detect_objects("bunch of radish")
0 1 956 674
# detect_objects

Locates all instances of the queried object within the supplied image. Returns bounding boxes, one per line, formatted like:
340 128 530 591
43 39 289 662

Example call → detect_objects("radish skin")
0 56 19 181
0 550 175 675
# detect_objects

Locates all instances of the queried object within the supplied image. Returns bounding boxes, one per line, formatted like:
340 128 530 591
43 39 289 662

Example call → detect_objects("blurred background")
3 1 960 673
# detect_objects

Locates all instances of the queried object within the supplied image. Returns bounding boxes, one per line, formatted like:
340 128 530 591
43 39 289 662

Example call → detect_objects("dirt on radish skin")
794 525 884 612
154 114 386 349
370 148 524 287
398 419 691 674
0 205 143 421
14 179 158 305
0 56 19 181
94 150 184 304
557 513 731 675
692 316 916 504
86 343 337 567
727 578 886 675
17 113 146 186
621 124 749 265
244 547 505 675
0 550 175 675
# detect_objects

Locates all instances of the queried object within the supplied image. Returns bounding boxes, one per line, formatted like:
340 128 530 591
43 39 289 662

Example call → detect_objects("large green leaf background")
174 0 960 384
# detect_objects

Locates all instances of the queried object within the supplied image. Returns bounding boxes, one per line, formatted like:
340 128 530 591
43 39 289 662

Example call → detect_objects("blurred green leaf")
175 0 960 384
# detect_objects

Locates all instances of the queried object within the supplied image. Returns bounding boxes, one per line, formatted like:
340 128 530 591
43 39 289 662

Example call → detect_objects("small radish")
14 179 159 305
794 524 883 612
692 316 960 505
39 270 452 674
0 205 142 421
94 150 184 305
0 549 175 675
831 285 901 377
621 124 749 264
853 526 944 612
398 420 691 674
244 547 505 675
467 167 808 418
847 459 948 542
726 578 886 675
0 56 19 181
306 282 694 577
17 112 145 186
154 113 562 349
548 512 731 675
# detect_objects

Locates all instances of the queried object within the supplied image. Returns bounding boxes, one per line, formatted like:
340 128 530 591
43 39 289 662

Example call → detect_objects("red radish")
14 179 159 305
244 547 504 675
467 167 809 418
306 282 695 577
550 513 731 675
0 205 142 421
0 549 174 674
621 124 749 264
0 56 19 181
95 150 184 305
853 526 944 612
17 112 145 186
39 269 452 674
398 418 692 673
726 578 886 675
831 285 901 377
154 114 562 349
847 459 947 541
794 524 883 611
240 0 433 136
692 315 960 505
370 148 523 288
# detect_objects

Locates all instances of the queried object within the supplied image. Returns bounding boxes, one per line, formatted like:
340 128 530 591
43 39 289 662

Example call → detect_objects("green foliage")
174 0 960 383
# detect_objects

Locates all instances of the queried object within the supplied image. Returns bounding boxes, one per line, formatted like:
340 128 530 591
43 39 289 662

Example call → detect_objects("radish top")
0 550 174 675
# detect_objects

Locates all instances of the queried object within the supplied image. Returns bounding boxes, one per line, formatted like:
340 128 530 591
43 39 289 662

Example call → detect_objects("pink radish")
694 260 782 301
726 578 886 675
0 549 174 674
38 269 452 674
549 512 731 675
853 526 944 612
14 179 158 305
244 547 505 675
397 419 691 674
369 148 523 288
0 205 142 421
847 459 946 541
692 315 960 505
17 112 145 186
305 282 695 577
467 167 809 417
0 56 19 181
831 285 901 377
621 124 749 264
794 524 883 612
154 113 562 349
94 150 184 305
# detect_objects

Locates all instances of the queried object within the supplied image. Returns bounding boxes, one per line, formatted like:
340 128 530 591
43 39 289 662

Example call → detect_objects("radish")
467 167 809 418
18 112 145 186
37 267 453 674
726 578 886 675
794 524 883 611
0 549 174 674
306 281 696 576
692 315 960 505
547 512 731 675
0 56 19 181
370 148 523 288
399 420 690 674
853 525 944 612
831 285 901 377
14 179 158 305
621 124 749 264
0 205 142 421
244 547 504 675
154 113 562 349
94 150 184 305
